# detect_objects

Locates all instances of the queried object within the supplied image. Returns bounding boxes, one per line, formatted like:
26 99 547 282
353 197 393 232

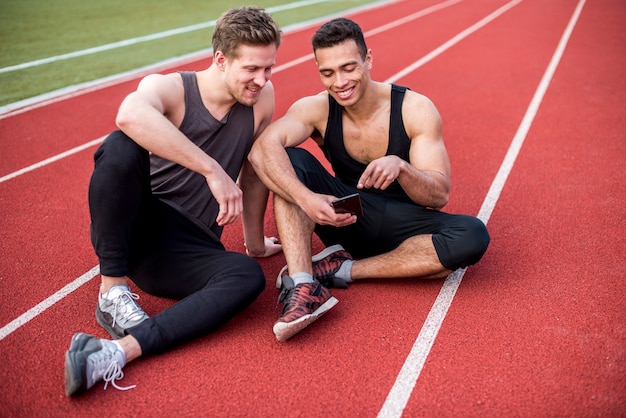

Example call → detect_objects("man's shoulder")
276 91 330 136
289 91 329 114
398 86 433 105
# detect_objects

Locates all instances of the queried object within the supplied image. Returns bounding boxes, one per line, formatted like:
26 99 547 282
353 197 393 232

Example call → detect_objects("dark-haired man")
249 18 490 342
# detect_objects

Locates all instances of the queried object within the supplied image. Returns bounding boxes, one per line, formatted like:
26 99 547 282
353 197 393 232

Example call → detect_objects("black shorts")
287 147 490 270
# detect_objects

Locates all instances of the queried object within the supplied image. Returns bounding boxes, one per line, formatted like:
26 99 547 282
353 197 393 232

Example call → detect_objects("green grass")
0 0 382 106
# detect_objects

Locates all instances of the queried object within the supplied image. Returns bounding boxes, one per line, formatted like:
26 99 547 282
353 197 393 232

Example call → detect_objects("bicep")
405 95 450 177
253 82 276 139
260 97 323 148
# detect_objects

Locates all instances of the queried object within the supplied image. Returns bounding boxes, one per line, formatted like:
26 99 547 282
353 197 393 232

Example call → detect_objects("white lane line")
0 137 105 184
0 0 400 118
0 266 100 340
377 0 587 416
0 0 331 74
384 0 522 83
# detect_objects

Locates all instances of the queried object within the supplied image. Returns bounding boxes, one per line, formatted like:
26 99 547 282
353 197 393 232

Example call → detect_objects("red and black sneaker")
276 244 353 289
273 276 338 342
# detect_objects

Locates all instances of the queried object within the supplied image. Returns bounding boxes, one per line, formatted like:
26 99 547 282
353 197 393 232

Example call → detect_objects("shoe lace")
275 282 325 313
102 361 136 392
275 286 296 312
112 290 145 327
90 342 136 392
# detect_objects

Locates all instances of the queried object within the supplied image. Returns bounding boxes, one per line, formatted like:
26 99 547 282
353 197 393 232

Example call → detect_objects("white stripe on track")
0 0 402 119
0 266 100 340
0 0 331 74
0 0 457 186
383 0 522 84
0 136 105 184
377 0 587 416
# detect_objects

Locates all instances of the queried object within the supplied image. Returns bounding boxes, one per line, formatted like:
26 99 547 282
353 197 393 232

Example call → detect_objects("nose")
254 69 271 88
333 72 348 88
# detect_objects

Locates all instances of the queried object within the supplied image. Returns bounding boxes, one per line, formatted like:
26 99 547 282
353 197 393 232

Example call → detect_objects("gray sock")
291 272 315 286
334 260 354 282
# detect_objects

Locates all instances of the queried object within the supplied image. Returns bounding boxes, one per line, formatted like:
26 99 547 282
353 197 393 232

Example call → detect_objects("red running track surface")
1 0 624 416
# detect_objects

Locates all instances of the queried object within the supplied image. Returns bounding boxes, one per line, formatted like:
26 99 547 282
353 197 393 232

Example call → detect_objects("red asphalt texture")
1 0 624 416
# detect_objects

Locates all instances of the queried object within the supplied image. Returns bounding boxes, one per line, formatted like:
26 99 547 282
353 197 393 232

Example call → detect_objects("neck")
197 66 237 120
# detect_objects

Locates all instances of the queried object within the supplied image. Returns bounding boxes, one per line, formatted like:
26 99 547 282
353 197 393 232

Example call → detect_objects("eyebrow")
318 60 359 73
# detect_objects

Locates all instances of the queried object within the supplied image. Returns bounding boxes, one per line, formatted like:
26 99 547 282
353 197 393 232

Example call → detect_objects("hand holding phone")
331 193 363 217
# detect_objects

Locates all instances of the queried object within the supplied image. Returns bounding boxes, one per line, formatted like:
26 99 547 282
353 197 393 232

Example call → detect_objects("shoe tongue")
281 276 295 289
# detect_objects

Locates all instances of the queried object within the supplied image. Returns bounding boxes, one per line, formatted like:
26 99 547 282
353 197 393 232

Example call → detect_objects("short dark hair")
212 6 281 59
311 18 367 60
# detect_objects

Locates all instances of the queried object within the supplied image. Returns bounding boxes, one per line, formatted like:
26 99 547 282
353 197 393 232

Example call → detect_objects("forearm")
240 170 270 255
117 97 219 179
248 143 311 205
397 163 449 209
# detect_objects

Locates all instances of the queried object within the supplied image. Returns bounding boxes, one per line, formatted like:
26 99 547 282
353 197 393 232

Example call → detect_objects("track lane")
2 0 622 416
400 0 626 415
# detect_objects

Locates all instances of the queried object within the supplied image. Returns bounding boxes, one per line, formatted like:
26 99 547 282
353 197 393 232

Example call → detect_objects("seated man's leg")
65 189 263 396
270 148 343 341
309 175 490 281
321 200 490 280
89 130 152 338
126 201 266 355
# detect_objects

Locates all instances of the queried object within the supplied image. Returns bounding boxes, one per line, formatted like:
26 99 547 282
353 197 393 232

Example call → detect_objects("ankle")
100 276 129 294
116 335 142 363
291 272 315 286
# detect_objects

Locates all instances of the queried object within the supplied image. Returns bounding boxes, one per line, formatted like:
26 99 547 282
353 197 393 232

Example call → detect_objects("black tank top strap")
387 84 410 160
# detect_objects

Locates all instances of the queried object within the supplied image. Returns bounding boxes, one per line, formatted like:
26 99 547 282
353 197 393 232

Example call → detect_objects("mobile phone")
331 193 363 216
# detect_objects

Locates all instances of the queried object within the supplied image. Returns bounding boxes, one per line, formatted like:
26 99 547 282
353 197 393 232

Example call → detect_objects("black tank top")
321 84 413 203
150 71 254 237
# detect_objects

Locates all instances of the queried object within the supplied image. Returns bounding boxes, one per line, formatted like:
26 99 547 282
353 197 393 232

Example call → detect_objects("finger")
357 167 373 189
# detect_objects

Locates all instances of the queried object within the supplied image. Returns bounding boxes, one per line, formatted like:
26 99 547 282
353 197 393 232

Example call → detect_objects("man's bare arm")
116 73 243 225
357 91 451 209
240 82 282 256
249 95 356 227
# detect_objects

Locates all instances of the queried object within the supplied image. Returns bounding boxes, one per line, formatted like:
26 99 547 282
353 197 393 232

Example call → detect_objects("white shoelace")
111 290 144 328
102 361 136 391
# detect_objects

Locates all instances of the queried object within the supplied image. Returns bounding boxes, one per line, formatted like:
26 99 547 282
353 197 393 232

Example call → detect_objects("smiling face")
315 39 372 106
217 43 277 107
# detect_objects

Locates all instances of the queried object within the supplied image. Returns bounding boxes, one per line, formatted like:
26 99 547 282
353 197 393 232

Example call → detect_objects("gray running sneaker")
64 332 135 396
96 284 149 339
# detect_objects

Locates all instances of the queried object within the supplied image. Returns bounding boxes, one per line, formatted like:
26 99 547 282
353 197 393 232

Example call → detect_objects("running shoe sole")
272 296 338 342
64 333 93 396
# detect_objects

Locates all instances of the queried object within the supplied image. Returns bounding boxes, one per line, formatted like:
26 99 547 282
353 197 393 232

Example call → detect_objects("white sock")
106 339 128 367
291 272 315 286
334 260 354 282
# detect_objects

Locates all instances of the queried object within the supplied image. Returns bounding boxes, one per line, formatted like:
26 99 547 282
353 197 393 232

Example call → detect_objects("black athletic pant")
286 147 490 270
88 131 265 356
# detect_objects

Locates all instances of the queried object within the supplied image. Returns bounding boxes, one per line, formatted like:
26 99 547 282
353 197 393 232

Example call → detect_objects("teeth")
337 87 353 98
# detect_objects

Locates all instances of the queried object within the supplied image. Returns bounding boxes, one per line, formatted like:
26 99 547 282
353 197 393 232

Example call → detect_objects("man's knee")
434 216 490 270
226 254 266 299
285 147 324 183
462 216 490 266
94 130 147 174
